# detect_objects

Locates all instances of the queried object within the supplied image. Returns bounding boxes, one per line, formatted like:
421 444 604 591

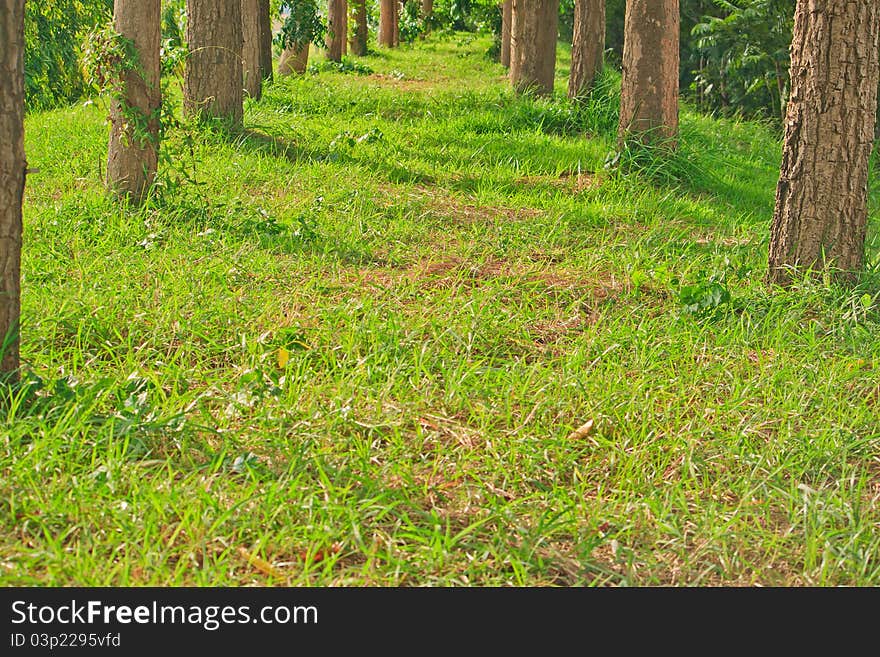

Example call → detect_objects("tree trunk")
379 0 396 47
618 0 679 147
509 0 559 97
107 0 161 204
279 45 309 75
393 1 401 47
421 0 433 18
349 0 368 56
327 0 346 62
501 0 512 68
0 0 25 380
768 0 880 285
568 0 604 100
258 0 273 83
341 0 348 55
184 0 243 125
242 0 262 98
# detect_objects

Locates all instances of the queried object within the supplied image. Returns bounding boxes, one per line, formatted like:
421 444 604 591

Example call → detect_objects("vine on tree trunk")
82 21 201 198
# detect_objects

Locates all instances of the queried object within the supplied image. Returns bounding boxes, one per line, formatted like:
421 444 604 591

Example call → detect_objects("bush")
24 0 113 111
398 1 424 43
690 0 794 123
277 0 326 49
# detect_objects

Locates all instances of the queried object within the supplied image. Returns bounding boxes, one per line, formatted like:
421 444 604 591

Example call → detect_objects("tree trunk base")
279 45 309 75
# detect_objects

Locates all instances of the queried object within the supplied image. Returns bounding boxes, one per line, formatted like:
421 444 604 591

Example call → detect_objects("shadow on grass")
0 370 190 460
227 127 336 165
149 176 387 267
220 71 781 247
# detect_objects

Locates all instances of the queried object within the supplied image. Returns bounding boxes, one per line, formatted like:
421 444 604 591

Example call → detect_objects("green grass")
4 33 880 586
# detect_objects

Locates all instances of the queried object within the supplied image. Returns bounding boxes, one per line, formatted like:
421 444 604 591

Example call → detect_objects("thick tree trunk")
0 0 25 380
107 0 161 204
618 0 679 147
327 0 346 62
242 0 262 98
184 0 244 125
349 0 368 55
258 0 273 83
568 0 604 100
279 45 309 75
379 0 396 47
768 0 880 285
501 0 512 68
509 0 559 97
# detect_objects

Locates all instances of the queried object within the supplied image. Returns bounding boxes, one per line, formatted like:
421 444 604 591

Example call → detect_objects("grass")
3 33 880 586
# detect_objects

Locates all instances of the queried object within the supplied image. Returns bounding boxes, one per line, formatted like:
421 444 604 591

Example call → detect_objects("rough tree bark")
0 0 25 379
242 0 262 98
568 0 605 100
379 0 396 47
258 0 273 83
768 0 880 285
618 0 679 147
327 0 346 62
107 0 161 204
509 0 559 97
501 0 512 68
349 0 368 55
184 0 243 125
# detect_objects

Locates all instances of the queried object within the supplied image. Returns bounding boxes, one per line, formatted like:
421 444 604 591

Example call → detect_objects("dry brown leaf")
566 419 595 440
418 418 439 431
237 547 283 579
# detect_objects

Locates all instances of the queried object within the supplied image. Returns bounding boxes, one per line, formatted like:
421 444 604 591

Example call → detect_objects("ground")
3 33 880 586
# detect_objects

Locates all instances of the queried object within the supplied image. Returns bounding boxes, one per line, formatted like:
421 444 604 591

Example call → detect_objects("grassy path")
3 34 880 585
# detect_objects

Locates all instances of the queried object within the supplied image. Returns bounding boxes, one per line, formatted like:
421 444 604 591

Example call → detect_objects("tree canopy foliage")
24 0 113 111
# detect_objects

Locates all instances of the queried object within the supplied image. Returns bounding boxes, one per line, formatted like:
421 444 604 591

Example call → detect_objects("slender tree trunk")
258 0 273 83
509 0 559 97
379 0 396 47
0 0 25 380
341 0 348 55
618 0 679 147
393 1 401 46
242 0 262 98
422 0 434 35
184 0 244 125
568 0 604 100
349 0 368 55
107 0 161 204
501 0 512 68
327 0 345 62
768 0 880 285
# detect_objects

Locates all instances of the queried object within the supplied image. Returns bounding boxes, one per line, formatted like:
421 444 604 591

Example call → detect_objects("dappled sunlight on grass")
7 32 880 586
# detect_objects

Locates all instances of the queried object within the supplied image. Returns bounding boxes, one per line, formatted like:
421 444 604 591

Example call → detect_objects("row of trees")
504 0 677 148
115 1 441 204
1 1 880 382
508 0 879 288
278 0 414 73
21 1 796 122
